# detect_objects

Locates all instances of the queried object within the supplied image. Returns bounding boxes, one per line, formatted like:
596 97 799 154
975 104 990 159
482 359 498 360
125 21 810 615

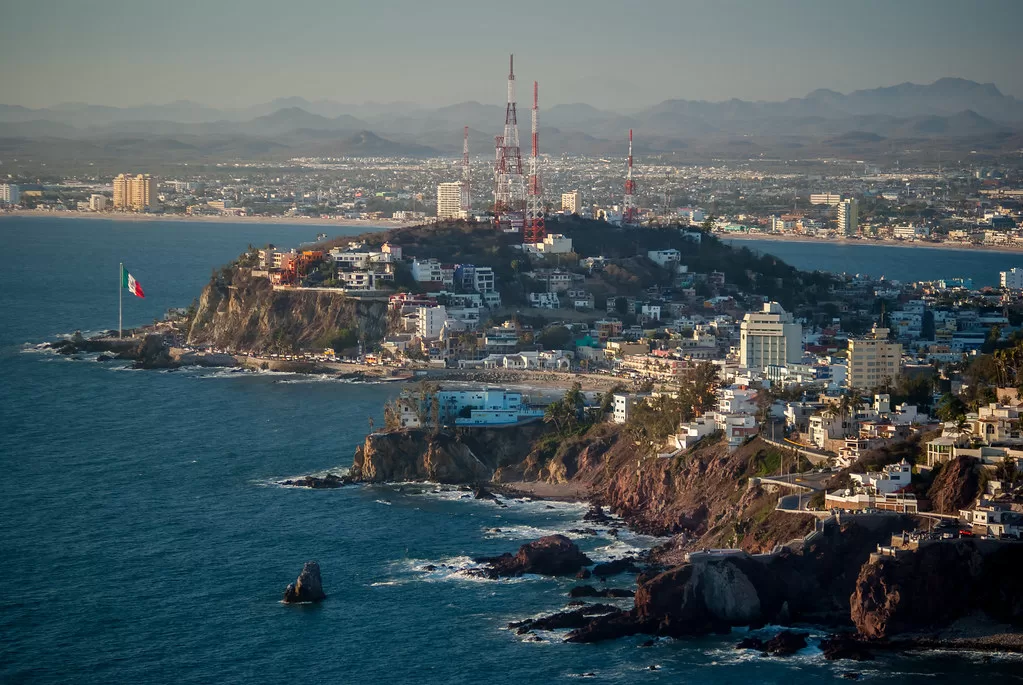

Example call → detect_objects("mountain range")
1 78 1021 161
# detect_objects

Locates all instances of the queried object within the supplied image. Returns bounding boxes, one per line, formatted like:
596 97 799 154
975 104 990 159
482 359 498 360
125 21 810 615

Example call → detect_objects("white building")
473 266 495 293
538 233 573 254
529 292 560 309
647 249 681 268
836 199 858 235
809 193 842 206
417 305 449 338
0 183 19 206
850 459 912 494
436 182 464 220
739 302 803 371
411 258 443 285
1001 268 1023 290
88 194 108 211
612 392 649 424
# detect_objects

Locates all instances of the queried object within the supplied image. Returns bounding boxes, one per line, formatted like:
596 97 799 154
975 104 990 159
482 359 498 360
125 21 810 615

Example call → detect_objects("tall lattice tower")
493 54 525 232
623 129 637 225
524 81 545 244
461 126 471 217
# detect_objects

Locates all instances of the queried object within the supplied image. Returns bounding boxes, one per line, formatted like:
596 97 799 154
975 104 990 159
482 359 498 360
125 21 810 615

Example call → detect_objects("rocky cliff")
850 539 1023 639
186 268 388 353
564 516 915 643
926 455 980 515
351 423 552 484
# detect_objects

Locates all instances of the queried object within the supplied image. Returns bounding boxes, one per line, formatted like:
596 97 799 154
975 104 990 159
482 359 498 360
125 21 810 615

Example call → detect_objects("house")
674 414 718 450
647 249 681 268
850 459 912 494
529 292 560 309
960 498 1023 538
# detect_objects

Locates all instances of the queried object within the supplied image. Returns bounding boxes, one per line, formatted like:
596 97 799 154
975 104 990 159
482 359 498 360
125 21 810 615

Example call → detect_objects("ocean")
1 217 1018 684
725 238 1022 288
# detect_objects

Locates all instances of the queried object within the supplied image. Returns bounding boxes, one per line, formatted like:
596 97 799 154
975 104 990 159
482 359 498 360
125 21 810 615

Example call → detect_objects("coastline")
721 231 1023 255
0 209 405 229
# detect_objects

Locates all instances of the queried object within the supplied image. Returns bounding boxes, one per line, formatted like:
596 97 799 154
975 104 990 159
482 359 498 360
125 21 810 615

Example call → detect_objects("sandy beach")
721 231 1023 254
0 208 404 229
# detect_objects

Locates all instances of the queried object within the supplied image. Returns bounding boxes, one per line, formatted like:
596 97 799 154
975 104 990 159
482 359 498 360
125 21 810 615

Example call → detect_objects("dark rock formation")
130 334 177 369
282 561 326 603
508 604 618 634
280 474 350 488
591 557 641 578
566 517 916 643
472 535 592 579
762 630 809 656
735 636 764 650
569 585 635 598
819 634 875 661
850 539 1023 639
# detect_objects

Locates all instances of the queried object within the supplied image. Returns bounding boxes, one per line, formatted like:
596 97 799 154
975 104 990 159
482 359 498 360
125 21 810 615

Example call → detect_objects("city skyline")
2 0 1022 110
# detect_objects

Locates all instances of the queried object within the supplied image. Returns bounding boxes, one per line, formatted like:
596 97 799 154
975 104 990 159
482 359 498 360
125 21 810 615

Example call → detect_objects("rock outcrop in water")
563 516 915 643
473 535 593 579
351 424 550 484
283 561 326 603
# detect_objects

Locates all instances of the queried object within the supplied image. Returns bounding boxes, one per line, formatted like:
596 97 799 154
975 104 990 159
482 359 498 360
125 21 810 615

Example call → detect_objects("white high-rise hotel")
436 182 464 220
740 302 803 371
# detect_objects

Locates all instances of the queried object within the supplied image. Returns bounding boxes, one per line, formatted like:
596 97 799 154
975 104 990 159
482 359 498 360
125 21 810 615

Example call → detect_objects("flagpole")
119 262 123 339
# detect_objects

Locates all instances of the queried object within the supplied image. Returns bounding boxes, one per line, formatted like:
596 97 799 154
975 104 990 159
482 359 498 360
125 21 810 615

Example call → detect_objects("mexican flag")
121 266 145 298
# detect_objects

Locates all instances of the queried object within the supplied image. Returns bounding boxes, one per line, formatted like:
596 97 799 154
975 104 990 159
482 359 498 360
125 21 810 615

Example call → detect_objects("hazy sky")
2 0 1021 110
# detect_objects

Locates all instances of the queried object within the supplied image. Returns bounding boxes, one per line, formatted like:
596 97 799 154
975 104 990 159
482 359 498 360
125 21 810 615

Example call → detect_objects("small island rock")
283 561 326 603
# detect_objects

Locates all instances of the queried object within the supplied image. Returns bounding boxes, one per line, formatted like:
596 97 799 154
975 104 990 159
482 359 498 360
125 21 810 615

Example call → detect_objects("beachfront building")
396 387 543 427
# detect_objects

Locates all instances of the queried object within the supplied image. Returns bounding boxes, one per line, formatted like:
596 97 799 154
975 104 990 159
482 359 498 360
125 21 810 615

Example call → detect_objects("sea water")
1 217 1017 683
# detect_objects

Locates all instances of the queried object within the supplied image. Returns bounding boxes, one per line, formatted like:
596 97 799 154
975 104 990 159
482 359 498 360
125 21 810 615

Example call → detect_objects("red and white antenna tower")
461 126 471 217
623 129 637 225
524 80 545 244
493 54 525 231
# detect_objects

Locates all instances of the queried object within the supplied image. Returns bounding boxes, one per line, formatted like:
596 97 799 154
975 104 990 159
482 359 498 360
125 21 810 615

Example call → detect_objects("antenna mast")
524 81 545 244
493 54 524 232
623 129 637 225
461 126 471 217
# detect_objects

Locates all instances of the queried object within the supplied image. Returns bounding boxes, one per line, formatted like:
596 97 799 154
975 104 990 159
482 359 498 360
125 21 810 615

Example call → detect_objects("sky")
2 0 1022 111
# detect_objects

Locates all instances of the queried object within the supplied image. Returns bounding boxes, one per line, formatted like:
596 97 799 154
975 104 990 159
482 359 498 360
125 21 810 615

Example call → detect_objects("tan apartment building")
561 190 582 213
847 325 901 390
112 174 155 211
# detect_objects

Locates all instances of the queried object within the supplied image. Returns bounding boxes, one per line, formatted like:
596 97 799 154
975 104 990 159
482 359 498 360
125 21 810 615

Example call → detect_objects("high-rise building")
847 325 902 390
562 191 581 213
1000 268 1023 290
739 302 803 371
89 194 108 211
809 193 842 206
0 183 20 206
112 174 155 210
437 182 464 220
836 198 858 236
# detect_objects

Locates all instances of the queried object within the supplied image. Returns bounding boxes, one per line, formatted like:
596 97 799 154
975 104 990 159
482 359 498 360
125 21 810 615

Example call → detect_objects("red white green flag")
121 266 145 298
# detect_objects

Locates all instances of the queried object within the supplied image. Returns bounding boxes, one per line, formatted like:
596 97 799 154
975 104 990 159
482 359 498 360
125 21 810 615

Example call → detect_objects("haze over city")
2 0 1022 110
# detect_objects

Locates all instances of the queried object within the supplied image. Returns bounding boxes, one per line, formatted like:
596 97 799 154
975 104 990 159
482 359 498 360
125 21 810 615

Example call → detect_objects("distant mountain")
0 78 1021 162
